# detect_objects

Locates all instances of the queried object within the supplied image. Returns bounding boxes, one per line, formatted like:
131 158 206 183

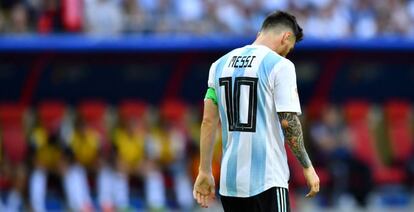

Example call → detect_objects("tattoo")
278 112 312 168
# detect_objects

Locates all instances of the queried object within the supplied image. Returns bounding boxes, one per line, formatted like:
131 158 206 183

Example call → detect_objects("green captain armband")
204 87 218 105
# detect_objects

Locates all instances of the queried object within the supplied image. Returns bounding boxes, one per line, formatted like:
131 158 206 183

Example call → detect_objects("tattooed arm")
278 112 320 197
277 112 311 168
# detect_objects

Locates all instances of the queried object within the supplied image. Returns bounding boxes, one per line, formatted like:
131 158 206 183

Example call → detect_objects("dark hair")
260 11 303 42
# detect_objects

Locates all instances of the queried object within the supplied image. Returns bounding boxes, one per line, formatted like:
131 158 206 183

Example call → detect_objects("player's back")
207 44 300 197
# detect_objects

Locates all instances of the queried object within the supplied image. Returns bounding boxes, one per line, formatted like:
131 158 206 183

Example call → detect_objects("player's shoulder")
269 57 296 80
262 50 293 67
279 57 295 70
266 53 294 72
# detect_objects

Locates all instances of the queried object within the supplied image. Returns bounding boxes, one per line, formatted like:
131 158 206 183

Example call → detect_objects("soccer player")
193 11 320 211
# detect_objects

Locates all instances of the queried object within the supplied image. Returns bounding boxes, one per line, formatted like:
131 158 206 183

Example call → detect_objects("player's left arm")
277 112 311 167
193 89 219 208
278 112 320 198
273 59 319 198
199 98 219 174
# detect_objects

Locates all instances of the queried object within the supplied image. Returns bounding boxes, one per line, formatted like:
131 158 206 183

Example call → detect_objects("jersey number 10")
219 77 258 132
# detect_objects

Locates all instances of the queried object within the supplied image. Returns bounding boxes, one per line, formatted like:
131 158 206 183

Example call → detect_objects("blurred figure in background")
303 0 351 38
310 105 350 205
0 104 28 212
0 10 5 33
29 116 63 212
109 115 148 211
144 126 167 211
150 108 194 211
122 0 147 33
84 0 123 35
173 0 206 34
35 0 64 33
8 3 29 33
351 0 378 38
149 0 176 33
310 105 372 207
0 151 26 212
60 117 97 211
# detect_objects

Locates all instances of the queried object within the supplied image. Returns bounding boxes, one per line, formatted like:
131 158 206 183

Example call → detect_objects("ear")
282 32 292 44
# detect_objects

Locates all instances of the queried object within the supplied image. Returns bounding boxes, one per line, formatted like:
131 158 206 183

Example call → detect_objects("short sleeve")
207 61 217 88
271 59 302 115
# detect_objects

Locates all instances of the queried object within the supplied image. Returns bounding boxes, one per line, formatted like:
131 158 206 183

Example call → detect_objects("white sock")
113 172 129 209
64 165 91 211
174 173 193 210
98 166 114 208
145 170 166 209
78 166 92 207
63 165 79 210
30 169 47 212
6 189 23 212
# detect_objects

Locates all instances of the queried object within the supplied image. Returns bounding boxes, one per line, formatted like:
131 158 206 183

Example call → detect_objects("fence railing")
0 35 413 52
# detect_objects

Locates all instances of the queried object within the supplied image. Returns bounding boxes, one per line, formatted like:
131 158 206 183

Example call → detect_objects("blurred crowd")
0 0 414 38
1 99 414 211
0 100 215 211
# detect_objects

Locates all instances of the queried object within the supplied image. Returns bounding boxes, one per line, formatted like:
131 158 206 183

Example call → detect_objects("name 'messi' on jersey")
228 55 257 68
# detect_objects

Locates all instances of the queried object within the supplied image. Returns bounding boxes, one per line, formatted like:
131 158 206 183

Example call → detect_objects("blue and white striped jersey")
207 44 301 197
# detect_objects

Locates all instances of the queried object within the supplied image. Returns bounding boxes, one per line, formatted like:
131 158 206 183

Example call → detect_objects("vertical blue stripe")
215 52 232 150
225 47 255 196
249 52 281 195
225 130 239 196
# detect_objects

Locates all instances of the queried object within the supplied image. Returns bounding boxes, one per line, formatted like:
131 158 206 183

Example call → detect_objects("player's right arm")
272 59 319 198
193 62 219 208
277 112 319 198
193 98 219 208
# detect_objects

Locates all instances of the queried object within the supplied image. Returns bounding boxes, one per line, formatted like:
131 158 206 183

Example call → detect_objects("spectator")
62 116 113 211
109 115 149 211
122 0 147 33
351 0 378 38
29 117 63 212
310 105 373 207
84 0 123 35
215 0 249 34
36 0 64 33
150 116 193 210
173 0 205 33
0 105 27 212
408 0 414 32
141 126 167 210
304 0 351 38
0 11 6 33
383 0 411 36
152 0 177 33
9 3 29 33
0 158 26 212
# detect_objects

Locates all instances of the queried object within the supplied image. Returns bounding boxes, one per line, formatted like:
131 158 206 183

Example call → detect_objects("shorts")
220 187 290 212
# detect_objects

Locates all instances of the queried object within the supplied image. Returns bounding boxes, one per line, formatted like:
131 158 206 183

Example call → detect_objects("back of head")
260 11 303 42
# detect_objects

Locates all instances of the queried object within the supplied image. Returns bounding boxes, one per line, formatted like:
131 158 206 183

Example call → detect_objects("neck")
252 33 278 52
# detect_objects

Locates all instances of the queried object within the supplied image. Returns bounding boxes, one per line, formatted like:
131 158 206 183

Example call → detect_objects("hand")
193 170 216 208
303 166 320 198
